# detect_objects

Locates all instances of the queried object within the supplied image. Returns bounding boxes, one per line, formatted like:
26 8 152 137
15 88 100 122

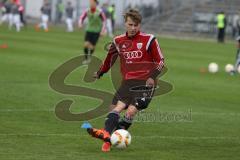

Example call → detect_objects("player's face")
125 17 140 37
44 0 49 5
89 0 97 8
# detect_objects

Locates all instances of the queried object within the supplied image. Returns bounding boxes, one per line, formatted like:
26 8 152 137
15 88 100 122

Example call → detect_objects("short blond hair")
124 9 142 24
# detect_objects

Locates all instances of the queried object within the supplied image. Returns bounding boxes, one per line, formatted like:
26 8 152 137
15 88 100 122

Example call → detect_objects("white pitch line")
0 109 240 116
0 133 239 140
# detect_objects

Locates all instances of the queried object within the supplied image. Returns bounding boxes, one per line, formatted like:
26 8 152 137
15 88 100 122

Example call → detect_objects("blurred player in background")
0 0 13 28
65 1 74 32
0 1 4 22
102 3 113 37
36 0 51 32
78 0 106 64
86 9 164 152
17 1 25 26
10 0 21 32
217 11 227 43
232 13 239 38
55 0 64 24
110 4 116 34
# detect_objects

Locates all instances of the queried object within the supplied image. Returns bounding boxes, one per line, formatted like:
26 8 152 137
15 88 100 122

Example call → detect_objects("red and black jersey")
99 31 164 80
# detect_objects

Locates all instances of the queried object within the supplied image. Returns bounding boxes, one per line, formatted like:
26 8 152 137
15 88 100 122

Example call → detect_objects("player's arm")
94 42 119 79
236 49 240 59
99 9 107 35
78 9 87 27
148 38 165 80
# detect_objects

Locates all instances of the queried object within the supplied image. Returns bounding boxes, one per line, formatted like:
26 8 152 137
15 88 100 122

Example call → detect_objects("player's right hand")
78 24 83 29
93 71 103 79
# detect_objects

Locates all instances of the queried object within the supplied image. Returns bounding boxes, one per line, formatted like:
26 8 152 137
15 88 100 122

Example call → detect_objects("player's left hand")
146 78 155 87
78 23 83 29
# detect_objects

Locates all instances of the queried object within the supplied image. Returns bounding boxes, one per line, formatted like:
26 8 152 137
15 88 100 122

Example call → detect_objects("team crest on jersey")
137 43 143 49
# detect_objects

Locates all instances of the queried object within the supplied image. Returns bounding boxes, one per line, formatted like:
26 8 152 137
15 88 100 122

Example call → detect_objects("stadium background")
3 0 240 35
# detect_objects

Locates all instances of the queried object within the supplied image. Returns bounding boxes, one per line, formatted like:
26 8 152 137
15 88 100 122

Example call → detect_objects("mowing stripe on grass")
0 133 239 140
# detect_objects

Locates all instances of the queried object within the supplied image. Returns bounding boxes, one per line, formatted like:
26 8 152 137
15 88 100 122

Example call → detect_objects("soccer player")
110 4 116 34
0 0 13 28
216 11 227 43
55 0 64 24
18 2 26 26
65 1 74 32
86 9 164 152
10 0 21 32
36 0 51 32
102 3 113 37
78 0 106 64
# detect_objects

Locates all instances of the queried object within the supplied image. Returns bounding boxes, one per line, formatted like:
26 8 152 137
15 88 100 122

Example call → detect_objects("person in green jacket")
78 0 106 64
217 11 227 43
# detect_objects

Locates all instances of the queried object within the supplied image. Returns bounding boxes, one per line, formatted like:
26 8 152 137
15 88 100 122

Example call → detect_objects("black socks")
116 114 133 130
104 111 120 134
84 47 94 60
104 111 134 134
84 47 88 59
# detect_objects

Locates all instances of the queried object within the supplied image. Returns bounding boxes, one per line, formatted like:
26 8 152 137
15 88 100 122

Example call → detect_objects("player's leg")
82 39 91 64
82 32 92 63
116 84 155 130
65 18 69 32
42 14 49 32
116 105 138 130
8 13 13 30
101 105 114 151
222 28 225 42
70 18 73 32
106 18 113 37
88 42 95 58
87 100 126 152
87 82 129 152
87 101 126 140
0 14 7 25
104 101 126 134
36 14 44 30
234 52 240 71
66 18 73 32
82 32 99 64
13 14 21 32
87 32 100 61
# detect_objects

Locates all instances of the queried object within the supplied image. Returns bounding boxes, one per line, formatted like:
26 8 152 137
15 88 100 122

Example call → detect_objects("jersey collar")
126 31 140 39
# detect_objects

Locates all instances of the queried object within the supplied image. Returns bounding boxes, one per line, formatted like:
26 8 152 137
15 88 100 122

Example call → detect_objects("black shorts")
112 80 155 110
84 31 100 46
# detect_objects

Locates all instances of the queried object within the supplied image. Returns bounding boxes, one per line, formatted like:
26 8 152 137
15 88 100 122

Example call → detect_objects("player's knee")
112 107 124 113
112 101 126 113
125 109 136 119
88 44 94 49
109 104 115 111
84 42 89 48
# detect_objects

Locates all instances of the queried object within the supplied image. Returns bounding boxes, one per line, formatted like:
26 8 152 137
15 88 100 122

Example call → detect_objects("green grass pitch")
0 26 240 160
